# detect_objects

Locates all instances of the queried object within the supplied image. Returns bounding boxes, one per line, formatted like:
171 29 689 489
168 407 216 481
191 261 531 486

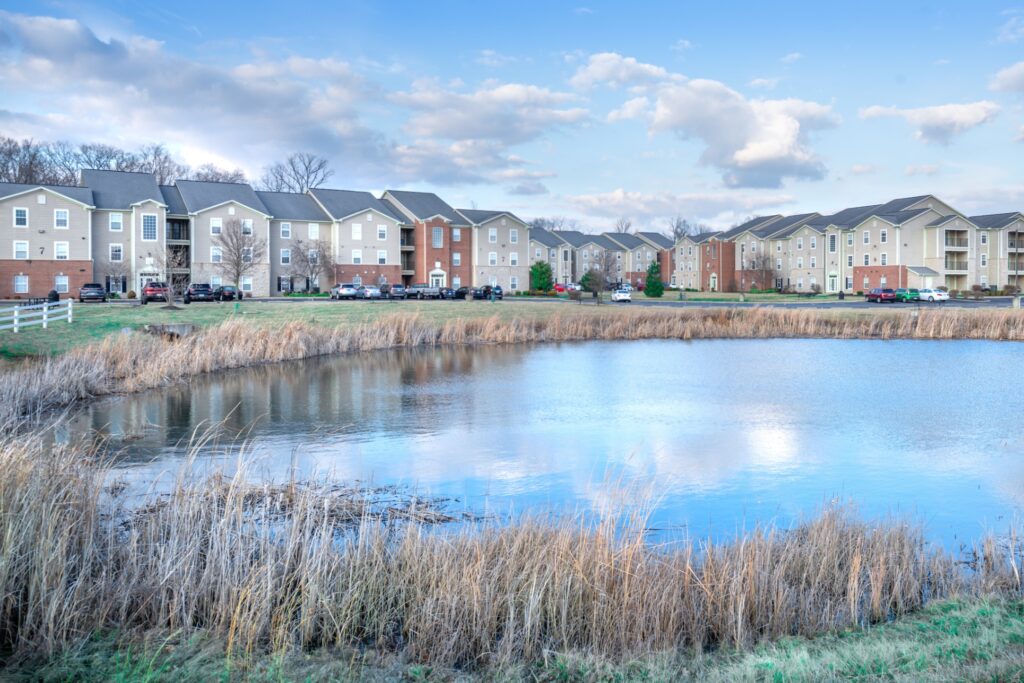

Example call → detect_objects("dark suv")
140 281 170 305
78 283 107 303
183 283 216 303
213 285 240 301
381 284 407 299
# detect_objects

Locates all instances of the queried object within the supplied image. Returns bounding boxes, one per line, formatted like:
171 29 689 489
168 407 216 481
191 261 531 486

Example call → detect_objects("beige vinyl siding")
191 202 270 295
471 215 529 289
0 189 92 261
331 209 401 269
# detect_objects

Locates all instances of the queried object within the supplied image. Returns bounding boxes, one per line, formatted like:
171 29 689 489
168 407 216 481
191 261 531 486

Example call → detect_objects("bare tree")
185 163 247 184
44 141 85 185
259 152 333 193
97 256 132 296
528 216 580 231
613 217 633 234
77 143 139 173
739 253 780 292
136 143 187 184
213 218 266 291
288 238 336 292
0 137 54 184
668 215 710 242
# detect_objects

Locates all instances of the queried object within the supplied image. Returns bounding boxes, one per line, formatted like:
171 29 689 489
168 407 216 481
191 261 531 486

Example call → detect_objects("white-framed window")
351 223 362 240
142 214 157 241
13 207 28 228
13 241 28 260
863 230 869 244
828 234 836 253
432 227 443 248
847 233 853 246
810 236 816 250
377 250 387 265
352 249 362 265
535 247 541 259
776 242 782 252
980 232 988 245
510 276 519 289
776 258 782 270
488 251 497 266
981 253 988 267
510 252 519 266
241 276 252 292
453 252 461 266
377 225 387 241
863 276 870 288
880 252 887 266
488 227 497 243
211 246 222 263
452 276 461 287
109 213 123 232
582 250 589 261
36 194 45 205
880 229 887 244
352 274 362 286
54 241 69 260
845 276 853 290
211 276 222 287
452 227 461 242
880 275 887 286
796 237 803 250
862 254 870 266
280 222 291 239
847 255 853 267
53 209 69 230
810 276 817 288
308 249 318 264
797 277 804 289
54 275 68 293
810 256 817 268
797 257 804 269
510 228 518 244
241 247 253 263
241 219 253 235
210 217 222 235
280 248 291 265
228 206 236 216
14 275 28 293
109 243 123 262
308 223 319 240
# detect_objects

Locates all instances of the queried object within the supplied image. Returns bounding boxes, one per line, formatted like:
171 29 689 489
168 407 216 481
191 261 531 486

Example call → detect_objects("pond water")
55 339 1024 546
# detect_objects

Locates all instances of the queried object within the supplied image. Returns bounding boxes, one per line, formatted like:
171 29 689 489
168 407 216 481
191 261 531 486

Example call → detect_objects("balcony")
400 238 415 251
1010 262 1024 273
943 236 968 249
944 260 968 272
401 268 415 276
166 221 190 243
1009 237 1024 251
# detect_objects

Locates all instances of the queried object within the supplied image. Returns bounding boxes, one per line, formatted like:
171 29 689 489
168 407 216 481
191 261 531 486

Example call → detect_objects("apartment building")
671 231 719 290
603 232 648 285
971 212 1024 289
381 190 471 289
256 191 331 293
308 189 404 288
552 231 623 284
457 209 529 291
529 228 565 285
636 232 675 282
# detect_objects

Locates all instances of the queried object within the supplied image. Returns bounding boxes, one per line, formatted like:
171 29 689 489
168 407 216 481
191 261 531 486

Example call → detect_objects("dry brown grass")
0 438 1020 669
3 307 1024 428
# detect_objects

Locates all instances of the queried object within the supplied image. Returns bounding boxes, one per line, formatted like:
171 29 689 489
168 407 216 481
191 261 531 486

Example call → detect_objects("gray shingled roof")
969 212 1024 229
807 204 882 231
603 232 646 249
592 234 623 250
874 195 931 215
636 231 674 249
690 231 721 244
0 182 93 205
530 228 565 248
175 180 269 215
385 190 465 224
552 230 605 248
457 208 526 225
762 213 819 239
875 208 932 225
310 188 406 222
256 191 331 222
160 185 188 215
79 169 162 209
718 215 783 240
925 215 964 228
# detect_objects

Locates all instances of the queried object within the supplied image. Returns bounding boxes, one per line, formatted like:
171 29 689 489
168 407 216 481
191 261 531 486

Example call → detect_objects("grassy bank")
0 439 1020 680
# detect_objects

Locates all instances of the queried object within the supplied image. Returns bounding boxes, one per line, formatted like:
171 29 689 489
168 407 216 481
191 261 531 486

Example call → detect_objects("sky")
0 1 1022 230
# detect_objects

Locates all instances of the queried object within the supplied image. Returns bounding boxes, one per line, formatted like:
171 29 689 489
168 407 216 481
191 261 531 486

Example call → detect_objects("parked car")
381 284 407 299
330 283 359 300
212 285 239 301
357 285 382 299
611 289 632 302
472 285 503 300
77 283 107 303
183 283 215 303
439 287 457 299
894 288 920 303
453 286 471 299
918 288 950 302
140 281 170 305
865 288 896 303
554 283 567 293
407 283 441 299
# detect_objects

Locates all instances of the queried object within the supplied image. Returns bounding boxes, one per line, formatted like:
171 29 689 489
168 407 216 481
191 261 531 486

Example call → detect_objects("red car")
140 281 170 305
866 287 896 303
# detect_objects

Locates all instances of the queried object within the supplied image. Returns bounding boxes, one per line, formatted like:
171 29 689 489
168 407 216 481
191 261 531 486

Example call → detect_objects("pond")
55 339 1024 546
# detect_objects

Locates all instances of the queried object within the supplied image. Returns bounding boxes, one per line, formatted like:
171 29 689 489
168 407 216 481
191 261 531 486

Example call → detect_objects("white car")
611 289 632 302
918 288 949 302
357 285 383 299
330 283 359 300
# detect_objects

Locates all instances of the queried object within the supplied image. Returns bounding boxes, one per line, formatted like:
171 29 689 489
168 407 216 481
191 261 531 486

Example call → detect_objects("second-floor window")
981 253 988 267
797 257 803 268
142 214 157 241
352 223 362 240
280 248 291 265
797 238 803 250
981 232 988 245
880 252 887 265
280 222 291 239
863 254 870 266
210 217 222 235
488 251 497 266
308 249 318 264
109 244 123 262
377 225 387 240
880 229 887 244
453 252 461 266
847 233 853 246
54 209 69 229
535 248 541 259
13 241 28 259
306 223 318 240
432 227 443 248
863 230 869 244
54 241 69 260
510 252 519 266
810 256 816 268
452 227 461 242
242 247 253 262
489 227 498 243
810 236 816 250
109 213 123 232
377 250 387 265
211 246 222 263
13 208 28 228
352 249 362 264
847 255 853 267
241 219 254 235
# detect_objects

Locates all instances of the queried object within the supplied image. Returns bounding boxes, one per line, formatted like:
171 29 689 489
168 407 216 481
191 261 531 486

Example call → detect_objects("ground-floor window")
106 276 126 294
797 278 804 290
880 276 887 286
55 275 68 293
490 276 498 286
352 275 362 286
278 277 292 292
452 276 461 288
211 276 222 288
14 275 28 293
510 276 518 290
845 276 853 290
862 277 869 288
241 276 253 293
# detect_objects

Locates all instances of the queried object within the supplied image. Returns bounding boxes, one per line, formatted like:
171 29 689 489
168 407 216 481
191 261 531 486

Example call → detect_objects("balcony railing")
944 237 968 248
1010 262 1024 273
944 260 968 271
1009 240 1023 250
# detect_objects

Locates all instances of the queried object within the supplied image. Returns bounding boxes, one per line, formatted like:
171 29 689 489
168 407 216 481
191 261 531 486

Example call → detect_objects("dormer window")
37 194 46 205
228 206 236 216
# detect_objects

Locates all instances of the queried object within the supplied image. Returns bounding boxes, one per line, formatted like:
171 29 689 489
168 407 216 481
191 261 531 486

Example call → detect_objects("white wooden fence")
0 300 74 333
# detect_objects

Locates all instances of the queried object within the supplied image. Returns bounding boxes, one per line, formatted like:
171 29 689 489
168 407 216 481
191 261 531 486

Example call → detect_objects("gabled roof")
636 231 674 249
384 190 466 225
762 213 820 239
256 191 331 222
456 208 526 226
969 212 1024 229
603 232 646 249
175 180 269 215
690 231 721 244
309 188 406 222
160 185 188 215
79 169 162 209
874 195 932 215
873 208 933 226
925 215 967 228
591 234 623 250
806 204 881 231
0 182 94 206
530 227 564 248
553 230 620 249
717 215 783 240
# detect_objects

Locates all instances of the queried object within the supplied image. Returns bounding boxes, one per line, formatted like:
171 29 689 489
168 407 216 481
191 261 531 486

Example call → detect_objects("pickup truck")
406 283 441 299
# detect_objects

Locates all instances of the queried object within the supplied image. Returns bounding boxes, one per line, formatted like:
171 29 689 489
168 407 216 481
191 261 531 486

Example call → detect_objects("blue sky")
1 1 1022 228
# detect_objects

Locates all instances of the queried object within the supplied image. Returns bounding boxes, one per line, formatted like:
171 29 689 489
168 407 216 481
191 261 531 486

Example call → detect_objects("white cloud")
476 49 515 68
991 61 1024 92
997 12 1024 43
567 188 795 227
569 52 679 90
606 96 649 122
748 77 780 90
849 164 878 175
780 52 802 64
904 163 942 176
859 101 1000 144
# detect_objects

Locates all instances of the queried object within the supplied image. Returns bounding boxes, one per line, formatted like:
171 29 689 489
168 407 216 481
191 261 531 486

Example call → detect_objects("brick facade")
413 218 471 287
853 265 908 291
701 240 736 292
333 264 402 286
0 260 93 299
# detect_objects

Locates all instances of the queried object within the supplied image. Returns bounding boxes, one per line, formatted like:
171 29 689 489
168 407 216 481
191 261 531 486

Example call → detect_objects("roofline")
336 206 404 224
0 185 95 209
188 199 272 218
849 208 938 230
455 209 524 226
128 198 168 209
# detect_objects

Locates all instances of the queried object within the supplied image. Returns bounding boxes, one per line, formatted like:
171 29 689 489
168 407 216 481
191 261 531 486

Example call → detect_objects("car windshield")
192 284 211 290
82 283 102 289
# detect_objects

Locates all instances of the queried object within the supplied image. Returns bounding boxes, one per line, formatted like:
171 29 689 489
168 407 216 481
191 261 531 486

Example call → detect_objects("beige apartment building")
308 189 405 288
458 209 530 291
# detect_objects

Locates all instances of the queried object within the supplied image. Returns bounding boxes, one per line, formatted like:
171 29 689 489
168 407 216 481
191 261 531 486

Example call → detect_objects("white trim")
141 213 158 241
109 243 124 262
109 212 124 232
280 221 291 239
12 207 28 228
53 208 70 230
0 187 94 209
54 240 70 260
211 246 223 263
12 240 28 260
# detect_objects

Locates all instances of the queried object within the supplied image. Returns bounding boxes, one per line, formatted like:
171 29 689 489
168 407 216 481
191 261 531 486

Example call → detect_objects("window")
13 208 28 228
777 242 782 252
351 223 362 240
352 274 362 286
14 275 28 293
280 248 291 265
582 250 589 260
55 275 68 293
847 233 853 246
54 209 69 230
797 278 804 289
377 250 387 265
488 251 497 266
535 247 541 259
863 276 870 288
211 276 222 288
797 257 804 269
488 227 497 243
211 246 222 263
210 217 222 235
981 233 988 245
109 213 123 232
36 194 45 205
377 225 387 240
981 253 988 267
510 228 518 244
846 276 853 290
452 276 461 288
810 256 817 268
452 227 461 242
510 251 519 266
241 276 253 293
880 275 887 286
776 258 782 270
828 234 836 253
109 244 123 262
54 241 69 260
228 206 235 216
847 255 853 267
242 247 253 263
810 237 816 250
280 222 291 239
13 241 28 259
880 253 887 266
241 219 253 235
453 252 461 266
352 249 362 264
142 214 157 241
308 249 318 264
308 223 319 240
797 237 803 250
863 230 869 244
863 254 870 266
432 227 443 248
880 229 887 244
510 276 519 289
